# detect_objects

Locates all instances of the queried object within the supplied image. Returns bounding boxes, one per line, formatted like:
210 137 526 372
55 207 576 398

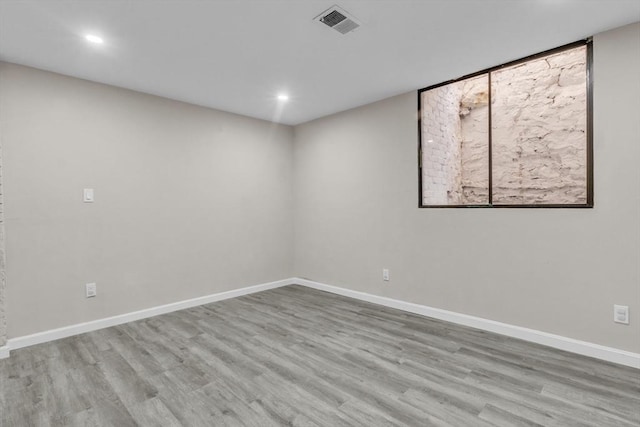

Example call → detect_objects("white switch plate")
86 283 97 298
382 268 390 281
614 305 629 324
83 188 94 203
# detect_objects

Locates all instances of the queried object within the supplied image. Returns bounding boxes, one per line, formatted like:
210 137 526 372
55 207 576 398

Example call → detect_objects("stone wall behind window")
421 76 489 205
421 84 463 204
422 46 587 206
491 46 587 204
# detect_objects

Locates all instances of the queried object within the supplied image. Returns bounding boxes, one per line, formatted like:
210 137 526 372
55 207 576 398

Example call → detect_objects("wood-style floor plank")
1 285 638 426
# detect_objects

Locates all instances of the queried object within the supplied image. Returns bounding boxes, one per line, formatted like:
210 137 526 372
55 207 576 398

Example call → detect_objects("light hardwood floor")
1 285 638 426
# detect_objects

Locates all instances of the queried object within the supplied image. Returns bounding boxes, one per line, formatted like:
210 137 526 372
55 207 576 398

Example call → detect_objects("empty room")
0 1 639 426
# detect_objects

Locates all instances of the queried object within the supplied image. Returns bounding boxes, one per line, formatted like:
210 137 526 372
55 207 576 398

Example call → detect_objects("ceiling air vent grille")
315 5 361 35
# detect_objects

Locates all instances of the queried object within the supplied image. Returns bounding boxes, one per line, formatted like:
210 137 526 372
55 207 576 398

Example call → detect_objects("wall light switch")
83 188 94 203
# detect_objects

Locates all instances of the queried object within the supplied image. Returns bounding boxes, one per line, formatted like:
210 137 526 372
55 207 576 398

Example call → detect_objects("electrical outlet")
382 268 390 281
614 305 629 324
86 283 97 298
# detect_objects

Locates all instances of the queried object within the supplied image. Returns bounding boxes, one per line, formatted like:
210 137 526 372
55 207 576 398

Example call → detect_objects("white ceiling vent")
314 5 361 35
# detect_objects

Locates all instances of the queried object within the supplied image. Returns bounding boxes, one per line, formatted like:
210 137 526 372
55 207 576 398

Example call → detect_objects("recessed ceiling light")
277 94 289 101
85 34 104 44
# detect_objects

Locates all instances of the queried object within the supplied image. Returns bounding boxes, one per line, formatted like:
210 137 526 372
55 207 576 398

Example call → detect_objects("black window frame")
417 39 593 209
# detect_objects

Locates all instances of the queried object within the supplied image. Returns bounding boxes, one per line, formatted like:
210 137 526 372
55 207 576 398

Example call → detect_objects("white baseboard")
4 277 639 369
5 278 293 356
0 345 9 359
294 278 640 369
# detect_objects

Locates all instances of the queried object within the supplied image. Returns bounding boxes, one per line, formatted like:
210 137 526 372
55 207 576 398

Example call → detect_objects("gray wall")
293 23 640 353
0 149 5 347
1 23 638 355
0 63 294 339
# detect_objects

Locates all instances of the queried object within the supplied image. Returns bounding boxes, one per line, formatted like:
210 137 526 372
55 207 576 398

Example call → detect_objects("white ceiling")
1 1 639 125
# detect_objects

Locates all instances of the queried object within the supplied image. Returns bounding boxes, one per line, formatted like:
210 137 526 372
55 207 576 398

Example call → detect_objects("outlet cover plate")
614 305 629 324
86 283 97 298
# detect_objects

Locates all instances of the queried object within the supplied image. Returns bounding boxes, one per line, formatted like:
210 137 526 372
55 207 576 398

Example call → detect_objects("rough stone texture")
422 46 587 205
492 46 587 204
459 76 490 203
0 146 5 348
421 76 489 205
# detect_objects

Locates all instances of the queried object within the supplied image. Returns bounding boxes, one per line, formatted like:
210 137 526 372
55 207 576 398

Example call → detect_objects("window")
418 41 592 208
